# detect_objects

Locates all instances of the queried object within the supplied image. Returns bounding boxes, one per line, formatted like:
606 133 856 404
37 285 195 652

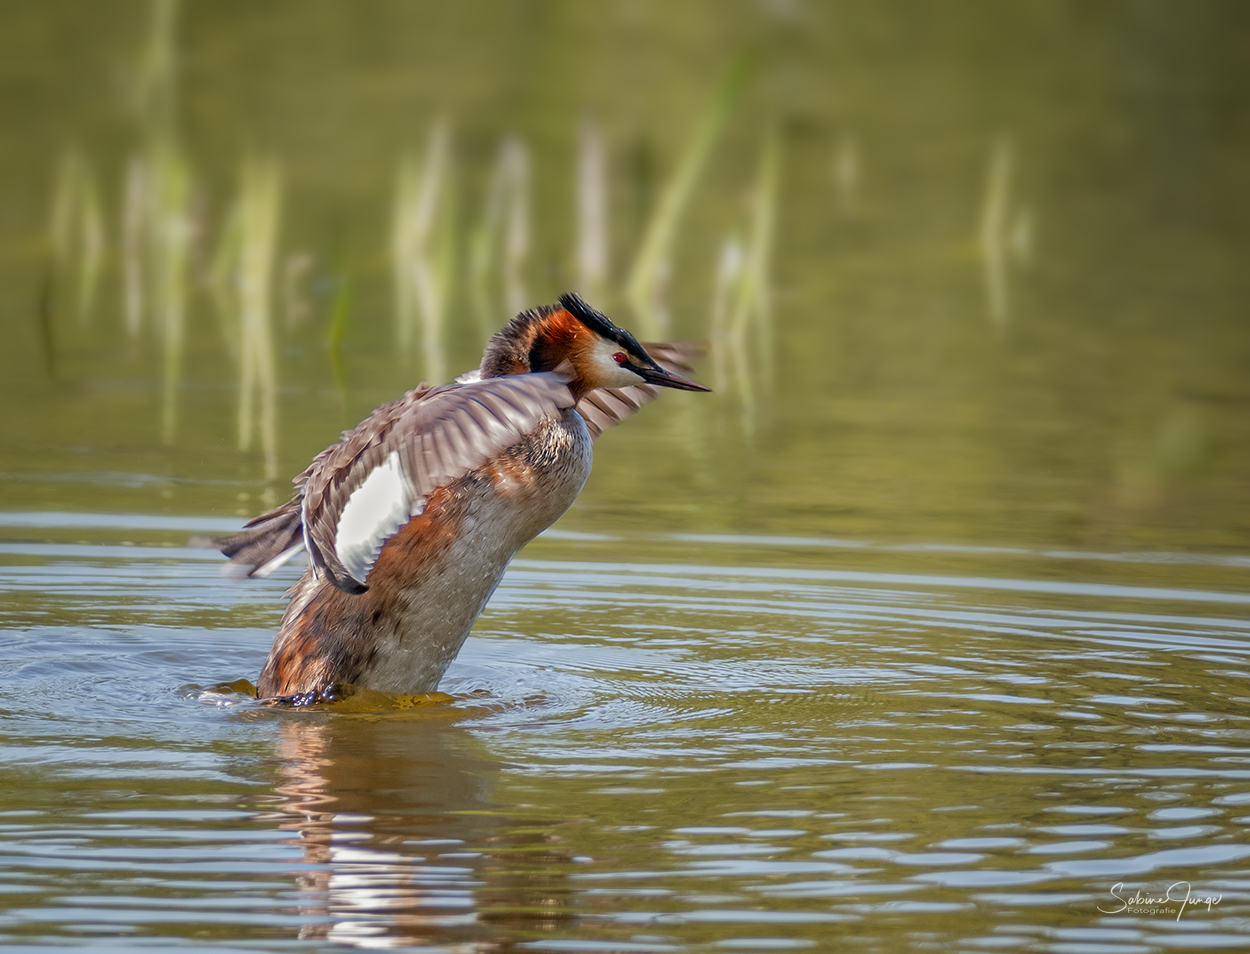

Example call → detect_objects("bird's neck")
479 305 598 399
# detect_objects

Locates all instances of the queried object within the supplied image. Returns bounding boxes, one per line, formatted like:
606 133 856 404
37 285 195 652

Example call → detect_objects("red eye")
612 352 627 364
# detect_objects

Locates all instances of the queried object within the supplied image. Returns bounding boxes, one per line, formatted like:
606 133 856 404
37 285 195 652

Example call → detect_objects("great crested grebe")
218 293 709 704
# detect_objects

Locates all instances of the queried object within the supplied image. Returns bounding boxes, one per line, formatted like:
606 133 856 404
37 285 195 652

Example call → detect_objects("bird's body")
257 406 591 698
218 294 708 703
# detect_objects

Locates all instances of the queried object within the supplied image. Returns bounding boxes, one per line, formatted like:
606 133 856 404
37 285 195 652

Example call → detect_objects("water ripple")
1 517 1249 951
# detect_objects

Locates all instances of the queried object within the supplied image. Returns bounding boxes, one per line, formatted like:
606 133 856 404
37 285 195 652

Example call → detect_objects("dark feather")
214 497 303 577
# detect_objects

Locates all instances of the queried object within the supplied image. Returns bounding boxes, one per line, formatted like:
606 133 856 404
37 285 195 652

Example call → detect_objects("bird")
217 293 710 704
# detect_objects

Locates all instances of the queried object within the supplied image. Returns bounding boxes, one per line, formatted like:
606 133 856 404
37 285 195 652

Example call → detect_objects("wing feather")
216 341 701 584
301 372 575 591
212 497 303 577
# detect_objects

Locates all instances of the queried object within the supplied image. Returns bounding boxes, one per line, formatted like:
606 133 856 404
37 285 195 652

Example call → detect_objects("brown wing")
217 342 698 582
574 341 704 440
211 391 424 580
300 372 576 592
214 497 304 577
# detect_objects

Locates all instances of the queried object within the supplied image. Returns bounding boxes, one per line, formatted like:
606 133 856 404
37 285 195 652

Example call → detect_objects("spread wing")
300 372 576 592
574 342 704 440
215 342 701 586
215 372 575 593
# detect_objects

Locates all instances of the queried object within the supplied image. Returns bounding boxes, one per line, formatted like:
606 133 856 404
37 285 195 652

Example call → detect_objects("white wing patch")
301 372 576 593
333 450 417 586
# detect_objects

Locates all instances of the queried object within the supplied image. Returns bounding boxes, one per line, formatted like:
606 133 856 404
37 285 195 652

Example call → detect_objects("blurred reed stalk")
152 146 193 446
1010 206 1034 269
626 61 747 338
710 237 744 394
326 263 354 419
710 127 780 431
121 157 149 337
467 135 529 331
392 118 454 383
576 118 608 303
709 235 755 436
979 136 1013 331
234 159 283 480
112 0 198 444
742 127 778 387
500 136 530 318
212 159 283 478
208 193 241 359
467 137 509 336
48 149 105 327
833 133 860 212
123 0 182 339
282 252 313 329
133 0 178 134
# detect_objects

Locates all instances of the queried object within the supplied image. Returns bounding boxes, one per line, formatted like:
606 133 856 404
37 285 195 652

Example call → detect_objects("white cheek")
605 361 646 388
590 342 646 388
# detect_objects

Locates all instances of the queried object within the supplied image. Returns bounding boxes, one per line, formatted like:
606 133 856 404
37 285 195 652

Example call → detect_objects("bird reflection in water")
265 711 577 948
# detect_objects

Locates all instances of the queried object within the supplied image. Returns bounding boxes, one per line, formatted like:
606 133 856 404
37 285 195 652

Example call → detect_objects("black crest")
558 293 654 365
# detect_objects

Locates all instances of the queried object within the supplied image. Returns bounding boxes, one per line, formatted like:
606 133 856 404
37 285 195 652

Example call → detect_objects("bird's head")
482 293 710 398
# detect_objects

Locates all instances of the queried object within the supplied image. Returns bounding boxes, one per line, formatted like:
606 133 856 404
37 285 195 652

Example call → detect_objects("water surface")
3 514 1250 951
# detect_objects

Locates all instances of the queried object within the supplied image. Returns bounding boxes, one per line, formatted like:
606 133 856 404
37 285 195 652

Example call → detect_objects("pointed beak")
634 363 712 392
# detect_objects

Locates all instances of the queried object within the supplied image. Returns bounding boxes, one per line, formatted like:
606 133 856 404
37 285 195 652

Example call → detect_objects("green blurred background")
1 0 1248 558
